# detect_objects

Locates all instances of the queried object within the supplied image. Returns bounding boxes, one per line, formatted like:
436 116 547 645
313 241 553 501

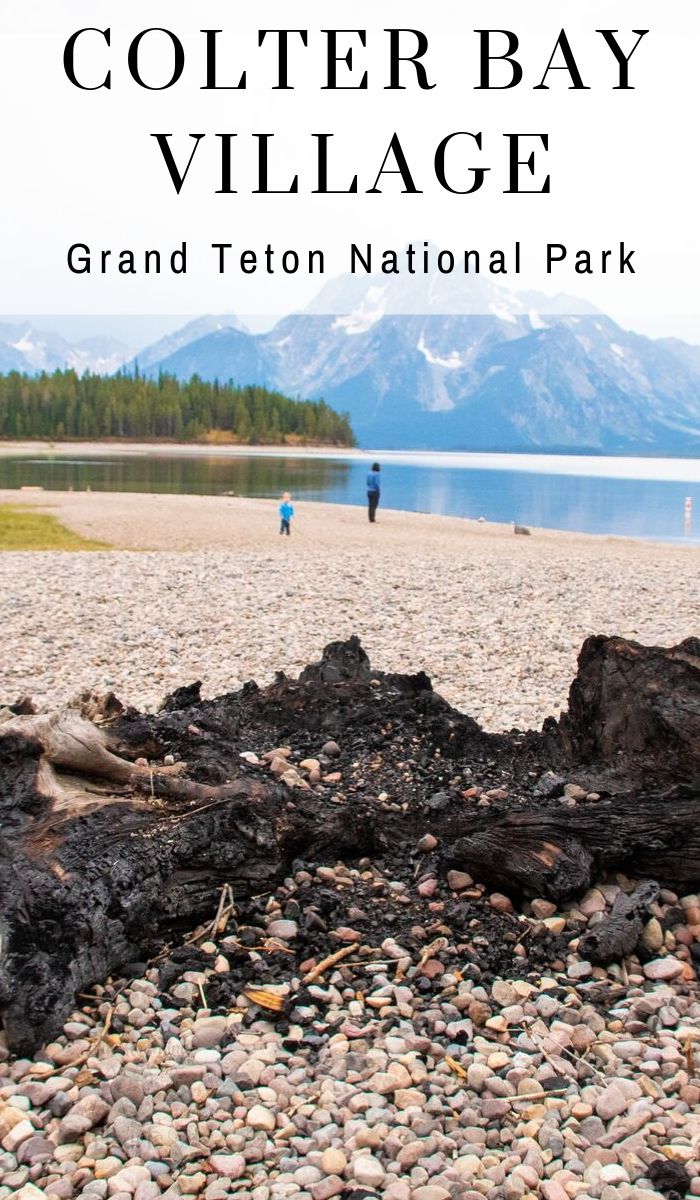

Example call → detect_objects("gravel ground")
0 490 698 731
2 863 699 1200
2 492 700 1200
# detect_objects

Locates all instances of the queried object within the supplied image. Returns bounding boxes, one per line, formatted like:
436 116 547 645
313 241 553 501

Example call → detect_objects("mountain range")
0 322 133 377
4 275 700 453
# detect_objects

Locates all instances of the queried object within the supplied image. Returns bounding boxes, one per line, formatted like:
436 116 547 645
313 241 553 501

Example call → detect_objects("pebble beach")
1 489 699 732
1 487 700 1200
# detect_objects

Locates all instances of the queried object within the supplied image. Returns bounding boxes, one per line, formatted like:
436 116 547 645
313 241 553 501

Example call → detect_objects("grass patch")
0 504 110 551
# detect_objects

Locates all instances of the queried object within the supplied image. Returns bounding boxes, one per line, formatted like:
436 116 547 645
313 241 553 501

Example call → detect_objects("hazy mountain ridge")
0 322 133 377
3 273 700 451
129 316 248 373
144 294 700 452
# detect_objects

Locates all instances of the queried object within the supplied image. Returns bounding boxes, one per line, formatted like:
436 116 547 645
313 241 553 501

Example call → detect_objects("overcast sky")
1 1 699 344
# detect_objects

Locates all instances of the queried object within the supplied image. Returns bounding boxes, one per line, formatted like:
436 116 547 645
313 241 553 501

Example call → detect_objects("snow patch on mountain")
417 335 463 370
489 301 518 325
10 334 36 355
332 287 387 335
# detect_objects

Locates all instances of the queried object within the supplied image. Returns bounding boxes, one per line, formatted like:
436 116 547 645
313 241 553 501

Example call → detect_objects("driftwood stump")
1 633 699 1054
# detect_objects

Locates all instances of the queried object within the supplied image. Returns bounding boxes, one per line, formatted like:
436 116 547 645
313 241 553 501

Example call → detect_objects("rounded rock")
320 1149 347 1176
246 1105 276 1131
351 1156 385 1189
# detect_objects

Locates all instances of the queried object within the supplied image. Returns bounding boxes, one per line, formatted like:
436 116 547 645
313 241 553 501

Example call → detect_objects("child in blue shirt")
279 492 294 536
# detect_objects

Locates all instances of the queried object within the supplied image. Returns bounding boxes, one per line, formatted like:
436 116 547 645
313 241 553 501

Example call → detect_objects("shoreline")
2 439 700 491
0 486 695 552
0 439 362 461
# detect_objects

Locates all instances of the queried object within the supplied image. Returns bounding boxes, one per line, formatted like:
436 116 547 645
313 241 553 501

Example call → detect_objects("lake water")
2 448 700 544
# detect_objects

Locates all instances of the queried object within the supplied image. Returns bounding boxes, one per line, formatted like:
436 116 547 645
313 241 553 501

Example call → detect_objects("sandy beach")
1 488 698 730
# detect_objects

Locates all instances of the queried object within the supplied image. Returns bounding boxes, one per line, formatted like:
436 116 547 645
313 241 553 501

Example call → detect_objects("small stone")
644 957 684 981
595 1083 628 1120
2 1118 35 1152
540 1183 569 1200
417 834 438 852
384 1186 411 1200
192 1016 227 1048
579 888 607 916
351 1157 385 1189
108 1166 151 1195
490 893 514 914
420 958 444 980
171 1065 207 1085
296 1166 323 1187
179 1172 207 1195
492 980 518 1006
530 899 557 919
370 1063 412 1093
134 1185 160 1200
395 1088 425 1109
210 1155 246 1180
311 1179 345 1200
599 1165 630 1185
447 870 473 891
94 1158 124 1179
467 1063 493 1091
112 1115 143 1146
17 1135 54 1166
264 746 292 761
469 1000 492 1025
482 1099 510 1119
567 960 593 979
641 918 664 952
452 1155 483 1177
267 919 298 940
321 740 341 758
246 1105 275 1131
320 1149 347 1176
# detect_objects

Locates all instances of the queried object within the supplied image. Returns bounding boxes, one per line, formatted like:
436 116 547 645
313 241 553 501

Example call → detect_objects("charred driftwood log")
1 633 699 1054
559 634 700 781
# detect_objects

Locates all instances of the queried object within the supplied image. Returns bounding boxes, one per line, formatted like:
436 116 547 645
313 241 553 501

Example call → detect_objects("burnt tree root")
1 633 700 1054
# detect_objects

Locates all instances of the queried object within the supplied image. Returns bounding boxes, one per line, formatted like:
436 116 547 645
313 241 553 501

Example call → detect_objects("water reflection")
0 455 353 500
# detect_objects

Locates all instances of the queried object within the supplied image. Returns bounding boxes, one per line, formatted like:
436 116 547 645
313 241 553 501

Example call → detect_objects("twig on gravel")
210 883 231 938
24 999 118 1079
302 944 356 983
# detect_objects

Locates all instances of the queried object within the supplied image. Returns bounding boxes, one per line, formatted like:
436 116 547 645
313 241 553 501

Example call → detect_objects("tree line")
0 370 356 446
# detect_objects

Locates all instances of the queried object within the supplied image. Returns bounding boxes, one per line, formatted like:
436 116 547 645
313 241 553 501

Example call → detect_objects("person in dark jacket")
366 462 381 523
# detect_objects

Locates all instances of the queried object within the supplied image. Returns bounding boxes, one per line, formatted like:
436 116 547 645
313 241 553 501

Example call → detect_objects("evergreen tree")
0 370 356 447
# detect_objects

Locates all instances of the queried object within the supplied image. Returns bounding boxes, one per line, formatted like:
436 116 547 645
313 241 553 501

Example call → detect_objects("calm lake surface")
2 448 700 544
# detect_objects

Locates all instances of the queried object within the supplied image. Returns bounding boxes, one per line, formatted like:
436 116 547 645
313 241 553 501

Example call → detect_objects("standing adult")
366 462 381 523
